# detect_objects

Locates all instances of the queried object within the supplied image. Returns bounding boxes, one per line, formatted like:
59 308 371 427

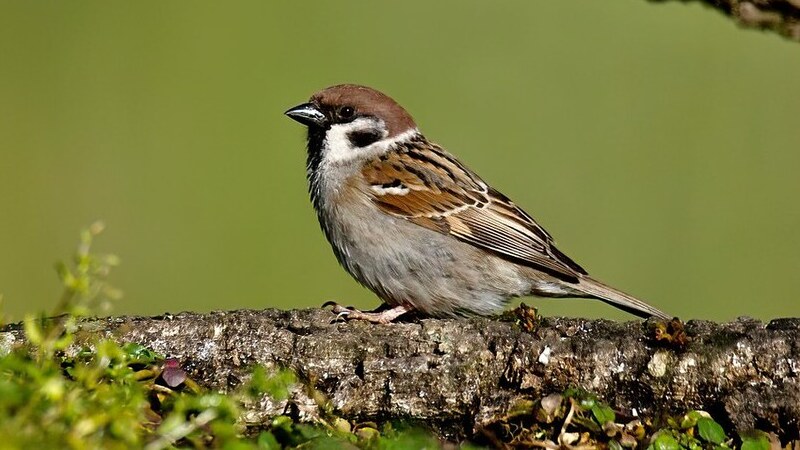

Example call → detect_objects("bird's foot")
322 302 410 324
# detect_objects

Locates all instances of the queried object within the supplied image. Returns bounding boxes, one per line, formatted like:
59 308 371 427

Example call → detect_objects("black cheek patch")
347 129 383 148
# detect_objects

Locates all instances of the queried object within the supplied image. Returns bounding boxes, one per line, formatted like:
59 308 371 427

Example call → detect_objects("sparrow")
285 84 671 323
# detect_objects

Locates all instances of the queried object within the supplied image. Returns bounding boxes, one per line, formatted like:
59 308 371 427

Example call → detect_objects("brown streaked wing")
362 145 586 282
361 149 485 218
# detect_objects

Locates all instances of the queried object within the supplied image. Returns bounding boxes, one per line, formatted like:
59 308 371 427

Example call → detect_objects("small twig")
530 439 560 449
144 408 219 450
558 398 577 444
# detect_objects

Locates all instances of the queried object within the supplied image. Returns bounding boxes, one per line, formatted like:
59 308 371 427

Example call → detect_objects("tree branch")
2 309 799 441
656 0 800 41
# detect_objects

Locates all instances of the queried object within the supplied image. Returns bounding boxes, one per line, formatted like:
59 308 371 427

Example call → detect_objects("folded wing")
361 140 587 283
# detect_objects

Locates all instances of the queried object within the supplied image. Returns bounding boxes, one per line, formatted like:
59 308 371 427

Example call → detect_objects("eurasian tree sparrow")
285 84 671 323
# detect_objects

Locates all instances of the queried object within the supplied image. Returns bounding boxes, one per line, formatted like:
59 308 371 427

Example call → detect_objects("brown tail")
576 276 671 320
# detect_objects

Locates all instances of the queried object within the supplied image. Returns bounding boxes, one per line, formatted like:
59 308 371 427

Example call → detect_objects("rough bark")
658 0 800 41
1 308 799 441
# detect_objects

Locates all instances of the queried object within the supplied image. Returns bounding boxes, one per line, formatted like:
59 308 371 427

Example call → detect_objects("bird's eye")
339 106 355 119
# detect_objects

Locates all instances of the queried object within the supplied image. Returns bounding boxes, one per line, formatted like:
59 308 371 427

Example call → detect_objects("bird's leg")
322 302 410 324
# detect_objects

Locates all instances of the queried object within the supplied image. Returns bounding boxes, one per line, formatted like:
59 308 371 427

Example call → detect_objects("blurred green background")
1 1 798 322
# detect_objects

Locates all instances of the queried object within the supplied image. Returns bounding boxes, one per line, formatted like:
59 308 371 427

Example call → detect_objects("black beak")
284 102 327 127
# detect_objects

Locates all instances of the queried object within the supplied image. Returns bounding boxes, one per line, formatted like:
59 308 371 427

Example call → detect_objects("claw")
322 301 354 323
321 300 338 309
323 301 353 322
323 303 411 324
333 305 352 321
330 304 351 314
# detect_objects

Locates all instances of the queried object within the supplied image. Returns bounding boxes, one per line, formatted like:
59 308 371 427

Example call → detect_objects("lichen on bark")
2 308 799 442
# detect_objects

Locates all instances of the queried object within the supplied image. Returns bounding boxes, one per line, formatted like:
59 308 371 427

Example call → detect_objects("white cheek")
323 118 386 165
322 119 421 167
317 123 422 198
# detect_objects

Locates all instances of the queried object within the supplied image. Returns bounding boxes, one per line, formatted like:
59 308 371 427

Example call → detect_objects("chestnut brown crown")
310 84 417 137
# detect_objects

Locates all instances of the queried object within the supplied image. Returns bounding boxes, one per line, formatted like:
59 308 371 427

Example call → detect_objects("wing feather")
362 139 586 282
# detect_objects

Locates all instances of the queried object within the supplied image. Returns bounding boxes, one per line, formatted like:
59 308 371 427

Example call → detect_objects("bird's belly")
323 202 530 317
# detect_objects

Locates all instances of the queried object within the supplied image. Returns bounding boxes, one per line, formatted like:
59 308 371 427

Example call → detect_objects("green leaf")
609 440 624 450
508 398 535 417
564 386 595 408
52 333 74 351
696 417 726 444
22 315 43 346
591 404 616 424
680 410 708 429
652 432 681 450
740 433 771 450
571 415 601 433
374 428 439 450
122 343 160 363
256 431 281 449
